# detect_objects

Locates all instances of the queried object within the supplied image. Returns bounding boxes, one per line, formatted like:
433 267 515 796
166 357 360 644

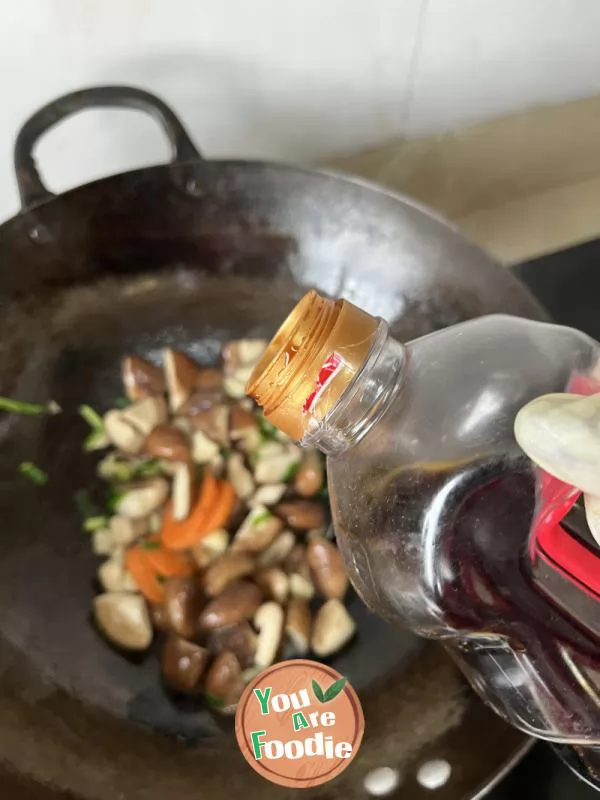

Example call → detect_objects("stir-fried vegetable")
84 341 352 713
0 397 60 415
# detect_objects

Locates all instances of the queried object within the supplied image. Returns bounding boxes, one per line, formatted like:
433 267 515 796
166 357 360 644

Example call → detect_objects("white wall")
1 0 600 221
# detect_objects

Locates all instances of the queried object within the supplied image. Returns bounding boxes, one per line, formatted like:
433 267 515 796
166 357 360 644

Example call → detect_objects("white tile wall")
1 0 600 221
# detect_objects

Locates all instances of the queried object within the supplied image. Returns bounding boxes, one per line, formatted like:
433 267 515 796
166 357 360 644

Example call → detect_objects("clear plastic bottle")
248 291 600 757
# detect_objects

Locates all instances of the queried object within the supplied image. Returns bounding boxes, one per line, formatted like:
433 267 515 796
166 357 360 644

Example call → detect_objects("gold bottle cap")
246 291 378 441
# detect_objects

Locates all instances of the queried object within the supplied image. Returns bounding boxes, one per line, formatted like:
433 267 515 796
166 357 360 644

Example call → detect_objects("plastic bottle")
247 291 600 767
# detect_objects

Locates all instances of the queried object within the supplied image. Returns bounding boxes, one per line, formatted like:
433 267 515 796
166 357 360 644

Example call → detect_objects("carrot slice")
161 470 220 550
125 547 165 604
145 544 193 578
199 481 236 537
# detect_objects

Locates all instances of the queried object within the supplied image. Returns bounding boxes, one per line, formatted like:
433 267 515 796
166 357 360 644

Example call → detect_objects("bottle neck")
304 322 407 456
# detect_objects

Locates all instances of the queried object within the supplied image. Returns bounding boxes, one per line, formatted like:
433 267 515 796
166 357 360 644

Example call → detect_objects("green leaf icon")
311 679 325 703
323 677 347 702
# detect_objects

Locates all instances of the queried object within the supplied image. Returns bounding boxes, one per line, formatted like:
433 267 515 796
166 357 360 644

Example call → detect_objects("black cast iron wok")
0 86 544 800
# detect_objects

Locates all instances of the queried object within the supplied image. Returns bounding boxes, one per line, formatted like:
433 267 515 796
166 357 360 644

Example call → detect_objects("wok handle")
14 85 202 210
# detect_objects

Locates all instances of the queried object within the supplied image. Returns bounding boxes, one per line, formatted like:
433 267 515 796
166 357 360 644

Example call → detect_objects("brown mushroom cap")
307 537 348 599
164 349 204 412
189 406 229 447
204 651 245 709
203 552 255 597
294 449 324 497
145 424 191 462
121 355 165 401
163 576 204 639
161 634 209 694
274 500 326 531
207 622 258 669
199 581 263 630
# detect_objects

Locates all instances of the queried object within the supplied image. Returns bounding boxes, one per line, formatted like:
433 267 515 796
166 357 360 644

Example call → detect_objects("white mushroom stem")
289 573 315 600
98 552 138 593
257 531 296 568
249 484 286 508
311 599 356 657
94 592 153 651
110 515 149 546
116 478 170 518
227 452 255 501
121 396 168 436
172 462 194 521
254 602 284 668
191 528 230 569
191 430 220 464
92 528 116 556
103 410 145 455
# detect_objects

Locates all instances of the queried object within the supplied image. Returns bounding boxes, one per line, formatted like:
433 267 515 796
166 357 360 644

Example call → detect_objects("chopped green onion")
252 509 273 526
282 460 301 482
114 396 131 409
84 428 110 452
19 461 48 485
106 488 125 513
75 489 100 518
258 415 278 441
83 515 109 532
320 484 329 498
204 691 224 708
156 575 166 585
0 397 60 416
140 539 161 550
78 404 103 429
134 459 163 478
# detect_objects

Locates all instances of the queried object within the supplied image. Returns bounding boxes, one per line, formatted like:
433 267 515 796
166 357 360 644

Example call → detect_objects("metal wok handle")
14 85 202 210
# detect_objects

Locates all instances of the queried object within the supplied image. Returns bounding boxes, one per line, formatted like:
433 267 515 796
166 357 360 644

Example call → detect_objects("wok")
0 86 545 800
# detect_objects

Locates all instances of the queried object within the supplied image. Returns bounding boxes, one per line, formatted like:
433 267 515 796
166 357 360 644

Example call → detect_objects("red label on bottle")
302 352 345 415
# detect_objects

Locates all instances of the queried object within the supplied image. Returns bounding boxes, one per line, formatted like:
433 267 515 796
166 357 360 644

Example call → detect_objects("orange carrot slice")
161 471 220 550
125 547 165 604
199 481 236 537
145 543 193 577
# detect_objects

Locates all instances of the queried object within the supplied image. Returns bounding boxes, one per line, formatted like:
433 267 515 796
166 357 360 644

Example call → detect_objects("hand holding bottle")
515 392 600 544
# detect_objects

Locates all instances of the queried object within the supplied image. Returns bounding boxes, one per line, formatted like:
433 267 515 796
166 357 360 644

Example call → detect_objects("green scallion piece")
0 397 60 416
282 460 301 483
75 489 100 518
252 509 273 527
19 462 48 485
140 539 161 550
83 515 109 532
114 396 131 409
106 489 125 513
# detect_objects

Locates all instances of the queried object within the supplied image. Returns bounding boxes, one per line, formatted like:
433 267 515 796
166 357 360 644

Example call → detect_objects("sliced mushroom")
178 368 224 414
94 592 153 651
307 537 348 599
289 572 315 600
172 461 194 521
249 483 286 508
121 396 168 437
92 528 116 556
254 568 289 604
189 406 229 447
294 449 324 497
227 452 255 501
115 477 170 518
98 552 137 593
311 599 356 657
203 552 255 597
230 406 258 442
254 602 284 668
285 599 311 656
223 376 246 399
254 448 301 484
149 603 170 632
121 355 165 401
110 515 149 547
204 651 245 711
163 576 203 639
191 430 220 464
103 410 145 455
257 530 296 568
161 634 210 694
163 349 203 412
274 500 326 531
235 425 263 456
230 507 283 553
191 528 230 569
283 543 309 577
145 424 191 462
223 340 267 380
207 622 258 669
198 581 263 630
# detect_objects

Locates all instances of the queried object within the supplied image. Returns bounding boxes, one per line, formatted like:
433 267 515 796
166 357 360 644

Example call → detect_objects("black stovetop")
486 239 600 799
